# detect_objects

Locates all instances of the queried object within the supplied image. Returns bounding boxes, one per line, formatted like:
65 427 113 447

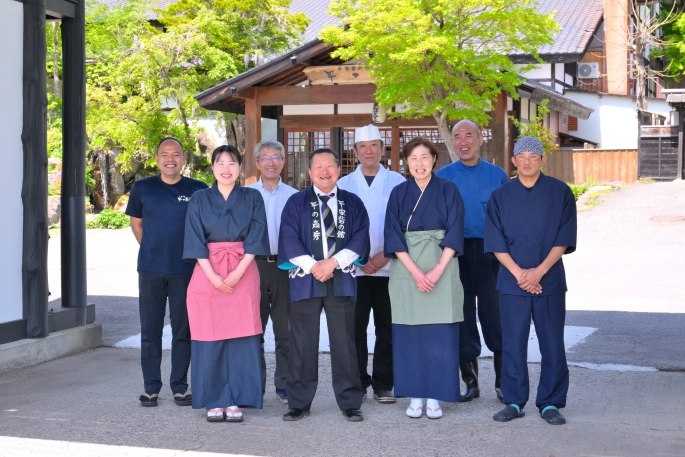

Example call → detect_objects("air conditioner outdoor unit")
577 62 600 79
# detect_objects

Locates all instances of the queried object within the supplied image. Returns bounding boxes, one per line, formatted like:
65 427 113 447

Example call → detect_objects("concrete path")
1 180 683 456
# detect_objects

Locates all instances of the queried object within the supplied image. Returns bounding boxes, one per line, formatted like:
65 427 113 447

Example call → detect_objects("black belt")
256 255 278 262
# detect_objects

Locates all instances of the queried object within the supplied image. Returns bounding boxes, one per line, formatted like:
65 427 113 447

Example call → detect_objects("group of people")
126 119 577 426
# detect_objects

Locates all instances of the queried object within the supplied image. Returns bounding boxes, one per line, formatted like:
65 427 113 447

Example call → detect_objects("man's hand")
517 268 543 294
311 258 337 282
130 216 143 245
360 252 390 275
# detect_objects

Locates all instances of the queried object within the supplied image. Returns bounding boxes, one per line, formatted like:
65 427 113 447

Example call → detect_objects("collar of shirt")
258 177 282 195
312 184 339 221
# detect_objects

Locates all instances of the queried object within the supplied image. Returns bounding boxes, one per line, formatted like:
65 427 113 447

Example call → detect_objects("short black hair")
308 147 340 168
212 145 242 166
156 137 183 153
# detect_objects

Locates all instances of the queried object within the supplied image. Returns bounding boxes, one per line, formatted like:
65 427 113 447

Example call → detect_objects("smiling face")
308 152 341 194
406 144 436 183
451 121 483 167
255 147 284 181
155 140 186 183
354 140 383 170
511 151 546 180
212 151 240 187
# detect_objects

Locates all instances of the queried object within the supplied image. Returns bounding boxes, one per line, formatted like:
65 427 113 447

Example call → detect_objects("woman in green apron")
384 137 465 419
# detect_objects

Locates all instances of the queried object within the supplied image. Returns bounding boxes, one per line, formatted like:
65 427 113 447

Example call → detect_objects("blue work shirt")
126 175 208 274
436 159 508 239
247 178 298 256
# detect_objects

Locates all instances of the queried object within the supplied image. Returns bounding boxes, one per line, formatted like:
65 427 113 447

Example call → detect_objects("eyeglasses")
259 155 282 163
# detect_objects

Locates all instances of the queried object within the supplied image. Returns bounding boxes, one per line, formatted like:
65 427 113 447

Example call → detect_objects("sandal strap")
208 408 225 413
540 405 558 416
508 404 522 415
141 393 159 399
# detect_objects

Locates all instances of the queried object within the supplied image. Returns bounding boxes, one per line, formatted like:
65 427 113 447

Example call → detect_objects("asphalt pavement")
1 179 684 456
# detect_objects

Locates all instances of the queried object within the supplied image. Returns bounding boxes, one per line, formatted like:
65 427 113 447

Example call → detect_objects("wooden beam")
278 114 437 129
60 0 88 320
22 0 49 338
391 126 400 173
255 85 377 106
243 98 260 185
491 92 510 175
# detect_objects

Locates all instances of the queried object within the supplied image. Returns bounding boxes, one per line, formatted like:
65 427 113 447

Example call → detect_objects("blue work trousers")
499 293 569 412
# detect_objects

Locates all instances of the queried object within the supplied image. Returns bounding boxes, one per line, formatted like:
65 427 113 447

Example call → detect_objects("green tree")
320 0 559 161
510 99 556 156
86 0 309 175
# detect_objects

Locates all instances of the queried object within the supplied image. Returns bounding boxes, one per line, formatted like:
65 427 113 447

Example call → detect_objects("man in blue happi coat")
484 136 577 425
278 148 370 422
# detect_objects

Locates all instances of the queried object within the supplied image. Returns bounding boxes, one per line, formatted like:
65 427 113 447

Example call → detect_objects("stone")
47 195 61 226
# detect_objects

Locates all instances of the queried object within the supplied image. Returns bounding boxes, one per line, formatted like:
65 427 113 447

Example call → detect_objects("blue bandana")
514 136 544 156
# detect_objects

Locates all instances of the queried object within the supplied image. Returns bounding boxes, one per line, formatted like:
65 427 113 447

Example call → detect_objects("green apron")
389 229 464 325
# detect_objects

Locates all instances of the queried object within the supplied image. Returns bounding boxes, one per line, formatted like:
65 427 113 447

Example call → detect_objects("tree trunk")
433 111 458 162
51 21 60 98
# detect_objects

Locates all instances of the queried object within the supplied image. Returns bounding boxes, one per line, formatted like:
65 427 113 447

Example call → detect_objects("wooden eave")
194 39 347 115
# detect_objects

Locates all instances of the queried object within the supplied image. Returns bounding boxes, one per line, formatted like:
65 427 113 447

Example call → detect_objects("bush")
568 184 589 201
86 209 130 229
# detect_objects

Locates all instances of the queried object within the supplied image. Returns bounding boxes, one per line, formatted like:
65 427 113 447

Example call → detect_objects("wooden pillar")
22 0 49 338
61 0 88 324
390 126 400 173
491 92 510 175
244 97 260 185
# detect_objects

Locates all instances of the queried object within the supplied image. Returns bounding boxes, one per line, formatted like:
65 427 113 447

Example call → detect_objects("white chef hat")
354 124 382 143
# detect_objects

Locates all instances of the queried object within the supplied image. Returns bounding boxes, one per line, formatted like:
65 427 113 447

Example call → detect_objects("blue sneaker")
276 389 288 404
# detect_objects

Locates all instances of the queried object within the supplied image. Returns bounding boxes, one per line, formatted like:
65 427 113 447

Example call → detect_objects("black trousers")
354 276 393 391
256 258 291 391
458 238 503 363
138 271 192 395
286 280 363 411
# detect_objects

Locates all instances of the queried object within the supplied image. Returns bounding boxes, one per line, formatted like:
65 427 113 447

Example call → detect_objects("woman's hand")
223 269 243 289
425 264 445 287
410 268 435 292
210 272 233 293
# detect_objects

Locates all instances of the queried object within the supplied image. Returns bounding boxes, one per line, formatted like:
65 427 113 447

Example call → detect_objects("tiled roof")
289 0 338 43
511 0 605 62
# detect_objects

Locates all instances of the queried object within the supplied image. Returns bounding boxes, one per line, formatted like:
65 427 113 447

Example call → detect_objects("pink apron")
186 242 262 341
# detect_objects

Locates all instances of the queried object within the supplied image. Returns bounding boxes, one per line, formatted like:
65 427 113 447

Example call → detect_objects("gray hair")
451 119 481 136
254 140 285 160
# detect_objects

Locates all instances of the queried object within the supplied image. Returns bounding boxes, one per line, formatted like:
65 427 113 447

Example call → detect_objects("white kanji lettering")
339 201 345 206
338 217 345 225
337 230 345 238
338 209 346 216
312 220 320 229
312 212 319 218
310 202 318 209
313 231 321 240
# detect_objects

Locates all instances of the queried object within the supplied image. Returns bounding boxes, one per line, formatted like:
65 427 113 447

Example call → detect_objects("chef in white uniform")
337 124 405 404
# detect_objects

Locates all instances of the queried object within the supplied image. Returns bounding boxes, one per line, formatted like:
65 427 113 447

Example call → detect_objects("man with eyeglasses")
435 120 508 403
247 140 297 404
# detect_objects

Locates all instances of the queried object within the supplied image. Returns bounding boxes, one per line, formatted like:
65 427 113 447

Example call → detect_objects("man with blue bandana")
484 136 577 425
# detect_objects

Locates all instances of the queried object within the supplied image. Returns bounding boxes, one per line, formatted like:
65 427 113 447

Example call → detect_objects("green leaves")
321 0 559 161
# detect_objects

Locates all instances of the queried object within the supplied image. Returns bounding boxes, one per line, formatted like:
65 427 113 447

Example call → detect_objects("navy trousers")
138 271 192 395
499 293 569 412
354 276 393 392
458 238 502 362
256 259 291 392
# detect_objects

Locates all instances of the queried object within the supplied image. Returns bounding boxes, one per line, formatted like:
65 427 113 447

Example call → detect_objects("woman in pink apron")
183 145 270 422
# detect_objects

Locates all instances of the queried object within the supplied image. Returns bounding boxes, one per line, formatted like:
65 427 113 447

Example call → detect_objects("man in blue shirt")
436 120 508 402
126 138 208 407
247 140 297 405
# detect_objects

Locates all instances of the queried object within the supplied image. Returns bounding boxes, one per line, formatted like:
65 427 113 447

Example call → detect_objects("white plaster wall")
0 0 25 324
518 64 551 79
564 92 671 149
337 103 374 114
283 104 334 115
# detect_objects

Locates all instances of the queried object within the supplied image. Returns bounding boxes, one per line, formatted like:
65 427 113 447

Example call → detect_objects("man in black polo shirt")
126 138 208 407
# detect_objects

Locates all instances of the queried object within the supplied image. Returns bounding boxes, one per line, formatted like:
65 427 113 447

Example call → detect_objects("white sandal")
406 405 423 418
207 408 225 422
426 405 443 419
225 406 243 422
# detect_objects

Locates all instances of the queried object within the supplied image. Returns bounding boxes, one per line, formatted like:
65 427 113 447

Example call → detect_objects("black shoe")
283 408 310 421
373 390 396 404
460 385 480 402
541 407 566 425
493 404 525 422
139 392 158 407
173 392 192 406
342 408 364 422
276 389 288 404
459 358 480 402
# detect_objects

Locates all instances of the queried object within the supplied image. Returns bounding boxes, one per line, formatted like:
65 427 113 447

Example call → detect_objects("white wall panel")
0 0 25 324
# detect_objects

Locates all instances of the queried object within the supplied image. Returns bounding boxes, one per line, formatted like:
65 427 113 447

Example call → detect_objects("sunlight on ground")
0 437 265 457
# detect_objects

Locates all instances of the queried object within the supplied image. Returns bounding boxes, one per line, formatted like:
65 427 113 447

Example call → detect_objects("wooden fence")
545 149 638 185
